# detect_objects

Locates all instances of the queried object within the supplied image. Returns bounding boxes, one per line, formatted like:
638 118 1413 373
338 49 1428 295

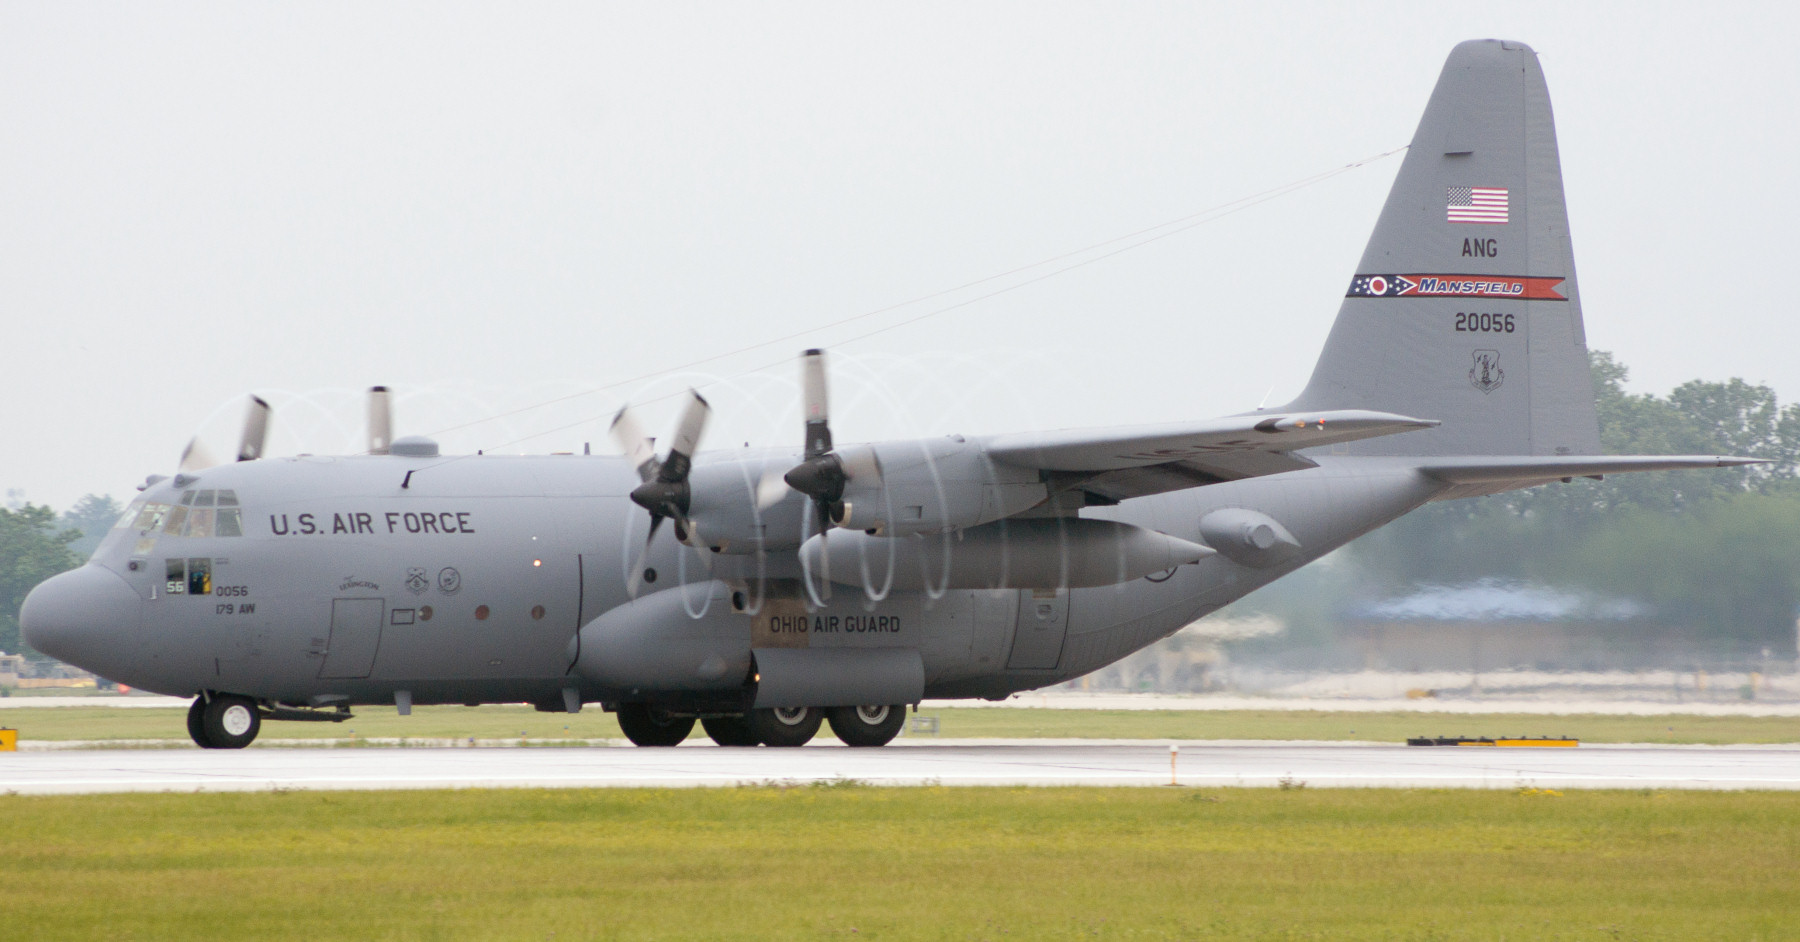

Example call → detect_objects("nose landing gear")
187 694 262 749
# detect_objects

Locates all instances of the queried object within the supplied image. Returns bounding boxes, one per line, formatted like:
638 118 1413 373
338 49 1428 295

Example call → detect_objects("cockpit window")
186 557 211 595
130 502 171 532
153 490 243 537
114 498 148 530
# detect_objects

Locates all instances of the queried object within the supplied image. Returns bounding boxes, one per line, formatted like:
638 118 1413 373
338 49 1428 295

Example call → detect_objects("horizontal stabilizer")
1419 454 1764 486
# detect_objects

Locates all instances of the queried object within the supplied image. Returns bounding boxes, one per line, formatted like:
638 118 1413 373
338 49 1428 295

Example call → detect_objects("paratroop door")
319 598 385 679
1006 590 1068 670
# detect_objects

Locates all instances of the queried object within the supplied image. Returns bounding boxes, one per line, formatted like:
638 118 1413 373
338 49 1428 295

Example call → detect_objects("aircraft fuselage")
46 449 1440 712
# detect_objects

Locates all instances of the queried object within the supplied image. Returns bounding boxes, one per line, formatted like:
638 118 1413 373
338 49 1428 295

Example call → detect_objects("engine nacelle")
681 439 1048 550
831 437 1045 537
799 517 1210 591
573 581 751 694
680 452 812 554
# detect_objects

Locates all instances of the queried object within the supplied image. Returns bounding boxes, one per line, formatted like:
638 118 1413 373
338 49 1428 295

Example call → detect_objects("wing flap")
983 410 1439 474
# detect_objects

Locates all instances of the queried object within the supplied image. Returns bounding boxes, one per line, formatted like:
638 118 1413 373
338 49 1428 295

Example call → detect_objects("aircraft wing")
981 410 1439 502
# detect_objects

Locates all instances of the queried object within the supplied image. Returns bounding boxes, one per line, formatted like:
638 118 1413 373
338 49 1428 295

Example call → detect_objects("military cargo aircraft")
21 40 1755 749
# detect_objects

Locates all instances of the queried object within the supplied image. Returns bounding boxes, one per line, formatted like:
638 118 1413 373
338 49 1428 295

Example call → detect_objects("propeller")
178 385 398 475
236 395 272 461
179 395 273 473
367 386 393 455
611 389 711 597
782 349 849 598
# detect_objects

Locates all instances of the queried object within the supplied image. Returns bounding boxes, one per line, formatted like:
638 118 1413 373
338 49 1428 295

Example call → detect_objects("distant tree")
60 494 124 560
0 504 81 657
1569 495 1800 654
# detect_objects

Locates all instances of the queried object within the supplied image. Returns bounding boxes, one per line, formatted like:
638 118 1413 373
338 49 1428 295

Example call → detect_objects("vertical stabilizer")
1284 39 1600 457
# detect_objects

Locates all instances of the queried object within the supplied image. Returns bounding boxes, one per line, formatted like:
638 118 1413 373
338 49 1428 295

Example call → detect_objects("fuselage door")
319 597 385 679
1006 589 1068 670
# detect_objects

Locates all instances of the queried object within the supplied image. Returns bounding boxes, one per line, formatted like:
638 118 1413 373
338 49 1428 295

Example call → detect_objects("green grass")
2 704 1796 745
0 787 1795 940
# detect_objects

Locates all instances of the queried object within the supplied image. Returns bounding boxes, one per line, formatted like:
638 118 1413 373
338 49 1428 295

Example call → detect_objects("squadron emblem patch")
1469 349 1505 393
405 567 428 594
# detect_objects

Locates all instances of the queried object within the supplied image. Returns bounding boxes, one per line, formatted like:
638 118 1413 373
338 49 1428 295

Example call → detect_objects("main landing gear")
616 704 907 748
826 704 906 747
187 694 262 749
615 703 696 747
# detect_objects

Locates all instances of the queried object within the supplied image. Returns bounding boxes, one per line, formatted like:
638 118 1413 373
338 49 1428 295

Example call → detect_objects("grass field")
1 787 1795 940
2 704 1796 746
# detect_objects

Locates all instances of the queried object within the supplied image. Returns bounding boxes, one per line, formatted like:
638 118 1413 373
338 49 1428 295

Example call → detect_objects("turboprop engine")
798 518 1211 592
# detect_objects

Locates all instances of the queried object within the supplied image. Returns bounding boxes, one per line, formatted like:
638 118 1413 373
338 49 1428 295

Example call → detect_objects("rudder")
1283 39 1600 458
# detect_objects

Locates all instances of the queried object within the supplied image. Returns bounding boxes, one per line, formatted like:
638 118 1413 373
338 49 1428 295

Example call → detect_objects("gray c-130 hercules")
22 40 1758 749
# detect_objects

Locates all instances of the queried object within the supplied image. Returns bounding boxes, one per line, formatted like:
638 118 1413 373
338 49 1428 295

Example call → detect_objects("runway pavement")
7 692 1798 715
2 740 1796 794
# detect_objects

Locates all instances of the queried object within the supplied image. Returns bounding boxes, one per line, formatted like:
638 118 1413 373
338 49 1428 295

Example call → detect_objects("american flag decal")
1447 186 1508 224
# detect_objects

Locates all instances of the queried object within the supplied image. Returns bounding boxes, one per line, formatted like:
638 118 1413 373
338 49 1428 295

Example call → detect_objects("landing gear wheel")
616 703 695 747
828 704 906 747
187 697 213 748
748 706 823 747
702 715 760 747
200 695 261 749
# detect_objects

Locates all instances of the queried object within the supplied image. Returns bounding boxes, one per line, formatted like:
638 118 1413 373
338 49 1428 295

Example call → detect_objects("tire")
827 704 906 747
747 706 822 747
616 703 695 747
200 695 261 749
187 697 213 748
701 715 760 747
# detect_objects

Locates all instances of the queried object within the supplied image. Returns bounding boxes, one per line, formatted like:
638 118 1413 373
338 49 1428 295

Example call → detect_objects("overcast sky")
4 2 1796 511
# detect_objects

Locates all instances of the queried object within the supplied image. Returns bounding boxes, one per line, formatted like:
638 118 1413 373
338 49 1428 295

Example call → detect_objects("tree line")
0 495 121 657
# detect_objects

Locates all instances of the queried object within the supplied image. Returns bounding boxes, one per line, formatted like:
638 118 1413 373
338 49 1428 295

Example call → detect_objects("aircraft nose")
20 565 142 669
